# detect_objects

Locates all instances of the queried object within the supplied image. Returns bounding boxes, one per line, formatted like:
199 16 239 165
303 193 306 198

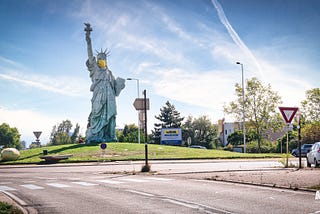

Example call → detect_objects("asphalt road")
0 160 319 214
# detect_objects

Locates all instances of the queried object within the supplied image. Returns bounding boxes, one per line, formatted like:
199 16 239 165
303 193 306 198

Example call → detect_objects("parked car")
306 142 320 167
189 145 207 149
291 144 313 157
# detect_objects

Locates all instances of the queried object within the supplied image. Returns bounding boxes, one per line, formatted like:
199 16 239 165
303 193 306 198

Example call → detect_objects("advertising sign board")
161 128 182 145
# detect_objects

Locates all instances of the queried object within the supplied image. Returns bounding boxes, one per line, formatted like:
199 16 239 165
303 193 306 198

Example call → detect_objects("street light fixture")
236 62 246 153
127 78 141 144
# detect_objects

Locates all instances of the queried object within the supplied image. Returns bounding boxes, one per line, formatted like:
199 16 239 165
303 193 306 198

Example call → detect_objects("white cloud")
0 107 57 145
211 0 263 76
0 73 88 97
150 68 237 109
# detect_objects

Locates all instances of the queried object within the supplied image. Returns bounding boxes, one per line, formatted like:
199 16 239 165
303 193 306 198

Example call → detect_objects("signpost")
33 131 42 147
279 107 298 168
133 98 150 111
133 90 150 172
100 143 107 161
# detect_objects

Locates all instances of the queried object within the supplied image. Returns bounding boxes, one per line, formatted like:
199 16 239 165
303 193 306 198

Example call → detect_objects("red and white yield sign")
278 107 298 124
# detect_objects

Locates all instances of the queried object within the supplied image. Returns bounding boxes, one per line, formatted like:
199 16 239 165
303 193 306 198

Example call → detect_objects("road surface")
0 160 318 213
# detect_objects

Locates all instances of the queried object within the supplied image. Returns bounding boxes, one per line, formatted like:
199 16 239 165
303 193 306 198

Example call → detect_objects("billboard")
161 128 182 145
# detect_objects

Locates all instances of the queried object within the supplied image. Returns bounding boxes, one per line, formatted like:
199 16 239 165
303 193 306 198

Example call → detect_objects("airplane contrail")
211 0 262 76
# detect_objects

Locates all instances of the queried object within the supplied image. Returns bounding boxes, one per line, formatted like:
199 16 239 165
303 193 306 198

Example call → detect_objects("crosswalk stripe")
0 177 175 192
20 184 44 190
97 180 124 184
119 178 150 183
0 186 17 191
47 183 71 188
71 182 98 186
145 177 174 181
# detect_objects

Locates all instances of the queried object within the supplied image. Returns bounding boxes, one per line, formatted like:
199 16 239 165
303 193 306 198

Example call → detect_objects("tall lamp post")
236 62 246 153
127 78 140 144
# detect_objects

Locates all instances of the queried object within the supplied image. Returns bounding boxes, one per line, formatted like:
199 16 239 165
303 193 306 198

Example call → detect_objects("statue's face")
98 59 106 68
97 52 107 69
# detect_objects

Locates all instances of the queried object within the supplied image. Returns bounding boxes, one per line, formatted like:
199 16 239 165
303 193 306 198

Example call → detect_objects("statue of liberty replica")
84 23 125 143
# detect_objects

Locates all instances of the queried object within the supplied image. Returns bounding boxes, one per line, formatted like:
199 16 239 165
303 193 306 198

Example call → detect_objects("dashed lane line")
46 183 71 188
20 184 44 190
0 186 17 191
71 182 98 186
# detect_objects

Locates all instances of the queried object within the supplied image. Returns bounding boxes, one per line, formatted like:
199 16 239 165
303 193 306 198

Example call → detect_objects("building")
218 119 241 146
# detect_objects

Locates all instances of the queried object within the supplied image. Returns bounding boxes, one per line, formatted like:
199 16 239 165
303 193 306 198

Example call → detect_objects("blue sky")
0 0 319 146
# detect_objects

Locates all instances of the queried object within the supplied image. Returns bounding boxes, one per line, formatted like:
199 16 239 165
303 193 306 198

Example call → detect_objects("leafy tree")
300 88 320 143
227 130 243 146
118 124 144 143
0 123 22 150
276 131 298 153
301 88 320 123
301 122 320 143
181 116 194 146
224 77 283 152
49 120 79 145
182 115 218 149
152 101 184 144
70 123 80 143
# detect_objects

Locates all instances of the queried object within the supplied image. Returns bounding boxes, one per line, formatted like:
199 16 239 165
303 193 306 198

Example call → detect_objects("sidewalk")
171 167 320 192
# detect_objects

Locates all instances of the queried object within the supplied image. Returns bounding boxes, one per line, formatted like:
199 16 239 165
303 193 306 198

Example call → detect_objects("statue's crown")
96 48 110 59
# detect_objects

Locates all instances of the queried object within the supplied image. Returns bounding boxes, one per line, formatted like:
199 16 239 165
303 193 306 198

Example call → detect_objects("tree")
224 77 283 152
0 123 22 150
70 123 80 143
49 120 78 145
301 88 320 123
118 124 144 143
182 115 218 149
301 122 320 144
300 88 320 143
152 101 184 144
227 131 243 146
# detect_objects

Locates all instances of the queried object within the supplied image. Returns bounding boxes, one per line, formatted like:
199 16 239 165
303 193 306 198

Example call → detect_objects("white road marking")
144 177 174 181
126 190 155 197
71 182 98 186
22 180 36 183
20 184 44 190
47 183 71 188
0 182 12 185
119 178 150 183
97 180 124 184
0 186 16 191
162 199 199 209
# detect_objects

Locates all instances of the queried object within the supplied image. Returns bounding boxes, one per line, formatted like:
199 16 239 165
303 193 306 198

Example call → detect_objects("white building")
218 119 240 146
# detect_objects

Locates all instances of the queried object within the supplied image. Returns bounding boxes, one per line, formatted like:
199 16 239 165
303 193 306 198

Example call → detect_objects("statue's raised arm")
84 23 94 64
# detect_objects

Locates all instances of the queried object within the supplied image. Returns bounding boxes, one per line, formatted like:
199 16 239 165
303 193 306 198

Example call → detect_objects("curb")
1 191 37 214
206 178 317 193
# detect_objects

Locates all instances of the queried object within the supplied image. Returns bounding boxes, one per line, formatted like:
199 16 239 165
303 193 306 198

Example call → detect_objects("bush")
224 144 233 151
246 141 277 153
0 201 23 214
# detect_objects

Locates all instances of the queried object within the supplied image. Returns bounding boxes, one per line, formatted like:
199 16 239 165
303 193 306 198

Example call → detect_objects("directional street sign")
279 107 298 124
133 98 150 110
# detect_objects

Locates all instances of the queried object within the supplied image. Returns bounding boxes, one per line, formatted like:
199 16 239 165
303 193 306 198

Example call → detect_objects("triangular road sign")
33 131 42 139
279 107 298 124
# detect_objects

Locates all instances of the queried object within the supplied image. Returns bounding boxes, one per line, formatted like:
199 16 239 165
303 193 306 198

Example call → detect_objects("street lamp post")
236 62 246 153
127 78 140 144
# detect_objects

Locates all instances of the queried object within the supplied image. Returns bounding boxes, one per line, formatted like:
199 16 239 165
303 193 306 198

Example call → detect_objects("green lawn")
0 143 283 164
0 201 23 214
